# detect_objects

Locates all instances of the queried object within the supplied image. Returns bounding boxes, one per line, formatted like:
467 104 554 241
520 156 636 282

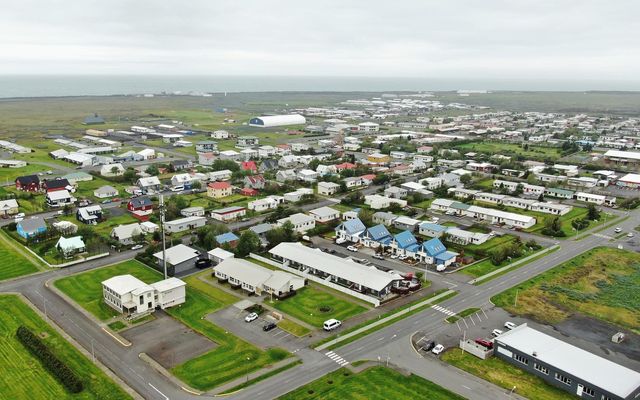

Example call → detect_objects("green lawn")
0 294 131 400
453 141 561 161
277 319 311 337
278 366 465 400
492 247 640 333
442 350 574 400
168 271 290 391
265 286 367 328
0 163 50 183
54 259 162 321
0 230 44 281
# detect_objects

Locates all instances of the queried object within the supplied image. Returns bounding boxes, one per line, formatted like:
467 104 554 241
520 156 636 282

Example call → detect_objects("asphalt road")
0 208 637 399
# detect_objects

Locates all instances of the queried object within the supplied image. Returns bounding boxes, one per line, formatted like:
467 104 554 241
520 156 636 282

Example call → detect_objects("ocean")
0 75 638 98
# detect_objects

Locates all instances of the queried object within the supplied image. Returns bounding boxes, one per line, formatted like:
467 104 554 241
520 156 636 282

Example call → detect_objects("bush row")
16 325 84 393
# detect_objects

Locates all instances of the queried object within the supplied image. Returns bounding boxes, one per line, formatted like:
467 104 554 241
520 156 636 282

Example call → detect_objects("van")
335 237 347 245
14 213 25 222
323 319 342 331
171 185 184 192
436 264 446 272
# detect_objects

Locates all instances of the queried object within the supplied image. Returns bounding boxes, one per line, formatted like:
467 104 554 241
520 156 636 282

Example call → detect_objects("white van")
323 319 342 331
436 264 446 272
171 185 184 192
14 213 25 222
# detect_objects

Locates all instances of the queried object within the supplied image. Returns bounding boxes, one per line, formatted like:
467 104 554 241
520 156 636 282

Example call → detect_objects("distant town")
0 91 639 400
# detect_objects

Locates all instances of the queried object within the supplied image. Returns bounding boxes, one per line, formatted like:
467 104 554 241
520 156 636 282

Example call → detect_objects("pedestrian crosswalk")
431 304 456 317
325 351 349 367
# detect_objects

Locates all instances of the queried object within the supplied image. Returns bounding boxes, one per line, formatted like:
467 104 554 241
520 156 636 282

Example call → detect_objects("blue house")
335 218 366 242
422 238 457 267
361 224 392 248
17 217 47 239
391 230 421 257
215 232 239 247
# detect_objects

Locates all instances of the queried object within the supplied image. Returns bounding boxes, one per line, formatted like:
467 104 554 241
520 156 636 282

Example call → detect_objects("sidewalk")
315 289 455 351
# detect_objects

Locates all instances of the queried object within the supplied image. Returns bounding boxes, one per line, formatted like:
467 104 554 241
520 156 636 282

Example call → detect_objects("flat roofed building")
153 244 199 275
213 258 305 296
164 216 207 233
495 324 640 400
269 242 401 304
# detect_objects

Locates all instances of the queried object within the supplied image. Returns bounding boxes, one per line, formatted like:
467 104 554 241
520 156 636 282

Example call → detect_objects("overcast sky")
1 0 638 80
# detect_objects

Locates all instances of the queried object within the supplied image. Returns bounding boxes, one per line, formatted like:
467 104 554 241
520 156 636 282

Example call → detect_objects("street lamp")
246 357 251 383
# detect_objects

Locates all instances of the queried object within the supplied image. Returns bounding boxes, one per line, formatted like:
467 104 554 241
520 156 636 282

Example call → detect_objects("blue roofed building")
390 230 421 257
215 232 239 247
422 238 457 268
360 224 392 248
335 218 366 242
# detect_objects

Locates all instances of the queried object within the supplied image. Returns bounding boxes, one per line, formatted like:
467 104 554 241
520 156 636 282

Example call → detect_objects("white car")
627 232 634 238
372 253 384 260
398 255 408 261
492 329 504 337
347 245 358 252
615 227 622 233
432 344 445 355
244 312 258 323
131 244 144 250
335 237 347 245
390 254 399 259
504 321 517 330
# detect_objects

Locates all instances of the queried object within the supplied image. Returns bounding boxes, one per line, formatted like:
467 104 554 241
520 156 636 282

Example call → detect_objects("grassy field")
0 229 44 281
277 318 311 337
453 141 561 161
167 271 290 391
442 350 574 400
278 366 465 400
265 286 367 328
54 259 162 321
0 294 131 400
492 247 640 333
460 246 545 278
0 163 51 183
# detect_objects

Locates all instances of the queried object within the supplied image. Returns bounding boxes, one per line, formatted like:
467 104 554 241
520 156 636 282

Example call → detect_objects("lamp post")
246 357 251 383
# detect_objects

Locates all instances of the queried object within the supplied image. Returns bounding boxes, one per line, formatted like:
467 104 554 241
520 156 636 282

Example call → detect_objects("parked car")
615 227 622 233
372 253 384 260
491 329 503 337
263 322 277 332
390 254 399 259
628 232 634 238
504 321 517 330
398 255 408 261
244 312 258 323
475 338 493 349
335 237 347 245
432 344 445 355
347 245 358 252
323 319 342 331
14 212 25 222
424 341 436 351
131 244 144 250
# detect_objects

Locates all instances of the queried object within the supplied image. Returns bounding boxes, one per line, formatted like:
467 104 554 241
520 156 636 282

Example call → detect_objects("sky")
1 0 639 81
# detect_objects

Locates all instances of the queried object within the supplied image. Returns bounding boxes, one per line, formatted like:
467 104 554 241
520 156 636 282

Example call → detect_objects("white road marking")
148 383 169 400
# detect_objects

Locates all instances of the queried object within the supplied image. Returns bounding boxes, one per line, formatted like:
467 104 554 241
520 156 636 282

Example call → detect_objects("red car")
475 338 493 349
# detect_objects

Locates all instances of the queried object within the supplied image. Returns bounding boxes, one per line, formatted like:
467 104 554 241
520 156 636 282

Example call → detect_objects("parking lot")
122 311 217 369
207 305 312 352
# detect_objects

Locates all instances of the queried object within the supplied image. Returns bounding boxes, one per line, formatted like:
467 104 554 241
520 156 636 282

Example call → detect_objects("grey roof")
153 244 199 266
496 324 640 398
18 217 46 232
269 242 400 292
250 223 273 235
214 258 273 288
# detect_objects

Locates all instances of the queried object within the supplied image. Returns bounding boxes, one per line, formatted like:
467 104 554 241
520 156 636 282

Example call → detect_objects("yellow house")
207 181 232 198
367 152 390 163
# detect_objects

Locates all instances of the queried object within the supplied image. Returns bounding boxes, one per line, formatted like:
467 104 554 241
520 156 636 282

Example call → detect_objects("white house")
297 169 319 183
102 275 186 317
276 213 315 233
46 190 76 208
110 223 143 245
248 196 284 212
100 163 125 177
308 206 340 223
207 247 235 265
164 216 207 234
94 185 119 198
55 236 86 257
364 194 407 210
317 181 340 196
283 188 313 202
214 258 305 296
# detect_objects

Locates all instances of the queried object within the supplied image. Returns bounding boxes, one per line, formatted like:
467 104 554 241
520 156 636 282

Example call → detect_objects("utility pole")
159 194 167 279
514 289 519 307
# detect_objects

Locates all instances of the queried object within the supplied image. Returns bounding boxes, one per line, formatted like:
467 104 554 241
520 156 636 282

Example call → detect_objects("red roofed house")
240 161 258 173
335 162 357 172
15 175 40 192
390 164 412 176
207 181 232 199
239 188 259 197
42 178 73 193
275 144 291 156
244 174 266 190
360 174 377 185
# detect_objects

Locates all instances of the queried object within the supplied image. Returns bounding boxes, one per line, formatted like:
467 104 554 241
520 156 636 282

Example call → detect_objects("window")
600 396 612 400
555 373 571 386
513 353 529 365
139 295 144 305
533 363 549 375
582 386 595 397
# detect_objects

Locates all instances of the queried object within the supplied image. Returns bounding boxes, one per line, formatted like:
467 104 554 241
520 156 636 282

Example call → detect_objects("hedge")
16 325 84 393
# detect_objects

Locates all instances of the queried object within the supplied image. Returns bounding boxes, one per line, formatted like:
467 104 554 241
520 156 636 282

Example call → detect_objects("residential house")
276 213 315 233
344 176 364 189
46 190 76 207
309 206 340 223
249 223 273 247
213 258 305 297
240 161 258 173
279 155 299 168
240 148 258 161
102 275 185 317
0 199 19 217
219 150 240 161
244 175 266 190
100 163 125 177
258 146 276 158
215 232 239 247
421 238 457 267
317 181 340 196
259 159 279 172
248 196 284 212
195 141 218 153
384 186 408 199
207 181 232 198
364 194 407 210
393 216 421 232
164 216 207 234
372 211 397 226
17 217 47 239
367 153 390 164
127 197 154 219
180 206 205 217
335 218 366 242
76 205 103 225
390 230 421 258
110 223 143 245
207 247 235 265
444 228 490 246
360 224 392 248
42 179 72 193
56 236 86 257
210 206 247 222
283 188 313 202
136 176 162 194
94 185 119 198
276 169 297 182
211 130 229 139
198 152 216 166
297 169 318 183
418 223 448 238
236 136 259 148
208 169 232 181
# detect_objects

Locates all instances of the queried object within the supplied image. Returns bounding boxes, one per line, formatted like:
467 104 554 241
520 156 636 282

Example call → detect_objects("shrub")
16 326 84 393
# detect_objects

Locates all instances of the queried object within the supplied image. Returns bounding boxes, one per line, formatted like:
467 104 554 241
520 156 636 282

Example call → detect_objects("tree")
542 216 565 237
111 166 120 175
537 193 544 202
308 159 321 171
235 231 261 257
460 174 472 185
146 164 159 176
586 204 600 221
191 180 202 190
